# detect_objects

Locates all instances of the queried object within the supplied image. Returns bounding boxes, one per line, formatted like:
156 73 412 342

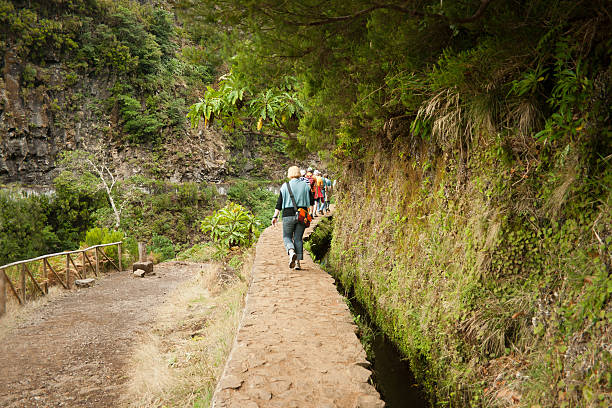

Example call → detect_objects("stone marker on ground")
133 269 146 278
74 278 95 288
132 261 153 275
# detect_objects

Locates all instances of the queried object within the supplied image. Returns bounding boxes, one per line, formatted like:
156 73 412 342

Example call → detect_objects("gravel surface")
0 262 195 408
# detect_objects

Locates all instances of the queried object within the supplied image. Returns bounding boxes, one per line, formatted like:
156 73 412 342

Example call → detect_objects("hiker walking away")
318 173 326 214
299 169 308 181
314 171 325 215
305 167 316 218
323 173 332 213
272 166 311 270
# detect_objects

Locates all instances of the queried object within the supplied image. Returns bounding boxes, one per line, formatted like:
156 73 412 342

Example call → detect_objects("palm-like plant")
200 202 260 248
187 72 304 136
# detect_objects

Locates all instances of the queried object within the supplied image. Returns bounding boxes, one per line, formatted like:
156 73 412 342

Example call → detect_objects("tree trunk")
107 191 121 229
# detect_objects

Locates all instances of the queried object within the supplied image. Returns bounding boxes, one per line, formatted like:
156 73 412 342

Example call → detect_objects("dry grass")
0 284 66 341
121 253 253 408
542 151 579 218
417 89 473 150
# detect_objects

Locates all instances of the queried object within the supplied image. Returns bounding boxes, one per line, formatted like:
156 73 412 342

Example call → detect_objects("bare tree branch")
255 130 297 140
287 0 494 27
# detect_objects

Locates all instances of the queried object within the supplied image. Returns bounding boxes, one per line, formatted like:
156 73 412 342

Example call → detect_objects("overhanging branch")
290 0 494 26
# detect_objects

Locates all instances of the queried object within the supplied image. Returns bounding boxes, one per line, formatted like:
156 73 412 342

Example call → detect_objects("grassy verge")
121 250 253 407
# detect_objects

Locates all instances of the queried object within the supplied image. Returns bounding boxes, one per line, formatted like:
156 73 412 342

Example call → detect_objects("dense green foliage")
0 0 215 145
226 180 278 227
185 0 610 156
200 202 260 248
0 173 283 267
149 233 175 262
0 186 105 266
0 181 207 266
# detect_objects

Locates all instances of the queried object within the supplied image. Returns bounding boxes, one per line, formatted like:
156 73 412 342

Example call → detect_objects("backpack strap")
285 181 299 214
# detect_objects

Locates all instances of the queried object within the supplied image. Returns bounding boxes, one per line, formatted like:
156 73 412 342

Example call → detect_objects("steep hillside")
0 0 312 268
0 0 292 185
331 132 610 406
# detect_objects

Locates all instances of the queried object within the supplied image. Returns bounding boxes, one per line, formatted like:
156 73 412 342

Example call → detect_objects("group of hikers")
272 166 334 270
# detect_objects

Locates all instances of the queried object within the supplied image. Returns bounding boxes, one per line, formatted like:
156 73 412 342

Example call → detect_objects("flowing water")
310 217 429 407
347 291 428 407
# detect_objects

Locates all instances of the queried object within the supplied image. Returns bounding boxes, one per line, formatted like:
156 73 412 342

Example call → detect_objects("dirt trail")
0 261 199 408
213 214 384 408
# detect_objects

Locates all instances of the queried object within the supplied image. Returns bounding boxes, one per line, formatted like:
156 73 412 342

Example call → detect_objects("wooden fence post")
118 243 122 272
95 247 100 275
66 255 71 289
82 251 86 278
21 264 26 304
43 259 48 294
0 270 5 317
138 242 146 262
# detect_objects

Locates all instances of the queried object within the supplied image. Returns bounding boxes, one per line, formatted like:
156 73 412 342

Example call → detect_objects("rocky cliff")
0 0 292 186
0 47 230 185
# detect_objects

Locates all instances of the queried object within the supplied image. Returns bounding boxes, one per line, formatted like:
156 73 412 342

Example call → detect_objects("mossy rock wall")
329 136 611 406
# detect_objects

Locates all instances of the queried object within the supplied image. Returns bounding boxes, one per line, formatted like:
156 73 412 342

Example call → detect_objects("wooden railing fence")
0 242 122 317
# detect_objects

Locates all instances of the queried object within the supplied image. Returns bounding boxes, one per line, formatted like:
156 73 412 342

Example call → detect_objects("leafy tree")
0 191 59 265
55 149 127 229
186 0 611 157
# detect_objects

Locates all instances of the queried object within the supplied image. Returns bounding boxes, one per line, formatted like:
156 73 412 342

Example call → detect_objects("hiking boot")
294 260 301 270
288 249 297 268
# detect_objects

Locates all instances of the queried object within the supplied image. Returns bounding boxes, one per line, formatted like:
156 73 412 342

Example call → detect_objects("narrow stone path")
213 213 384 408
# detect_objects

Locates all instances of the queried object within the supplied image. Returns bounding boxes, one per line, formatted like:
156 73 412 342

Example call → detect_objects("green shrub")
200 202 260 248
150 233 175 261
177 182 199 205
21 64 37 87
82 227 124 247
82 227 106 246
115 94 163 144
82 227 124 263
228 254 244 272
175 242 215 262
150 9 175 57
227 180 277 226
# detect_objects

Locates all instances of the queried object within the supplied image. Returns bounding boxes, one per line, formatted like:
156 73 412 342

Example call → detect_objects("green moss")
329 135 611 406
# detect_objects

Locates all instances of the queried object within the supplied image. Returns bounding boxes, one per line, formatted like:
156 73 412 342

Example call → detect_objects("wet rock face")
0 50 94 184
0 51 230 185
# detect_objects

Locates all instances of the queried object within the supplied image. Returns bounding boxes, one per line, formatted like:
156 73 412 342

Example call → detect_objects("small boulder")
74 278 95 288
133 269 146 278
219 375 243 390
132 261 153 274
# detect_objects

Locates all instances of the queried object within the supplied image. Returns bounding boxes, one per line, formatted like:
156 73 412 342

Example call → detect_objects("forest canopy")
185 0 611 160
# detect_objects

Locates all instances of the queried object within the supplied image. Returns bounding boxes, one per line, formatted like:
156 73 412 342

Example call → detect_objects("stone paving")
213 213 384 408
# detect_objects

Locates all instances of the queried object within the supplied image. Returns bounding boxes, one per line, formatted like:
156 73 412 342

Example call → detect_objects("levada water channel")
306 216 429 407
